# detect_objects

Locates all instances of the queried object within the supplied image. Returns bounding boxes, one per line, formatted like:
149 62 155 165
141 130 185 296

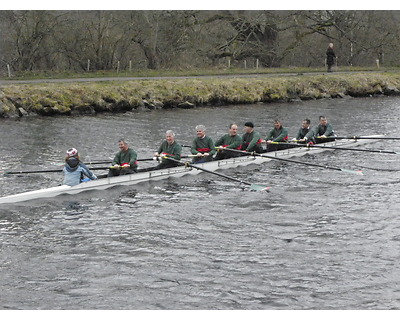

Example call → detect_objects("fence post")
87 59 90 72
376 59 380 68
244 60 247 69
129 60 132 72
7 64 11 78
117 61 120 73
256 59 259 69
227 58 231 68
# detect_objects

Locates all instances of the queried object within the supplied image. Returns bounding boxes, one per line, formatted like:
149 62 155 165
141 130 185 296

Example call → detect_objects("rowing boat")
0 135 384 205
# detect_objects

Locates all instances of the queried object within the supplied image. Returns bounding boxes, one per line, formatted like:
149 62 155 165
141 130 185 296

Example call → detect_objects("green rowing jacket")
191 136 216 156
314 123 335 136
158 141 182 163
296 127 311 140
265 127 289 142
215 134 243 149
242 130 262 152
112 148 138 170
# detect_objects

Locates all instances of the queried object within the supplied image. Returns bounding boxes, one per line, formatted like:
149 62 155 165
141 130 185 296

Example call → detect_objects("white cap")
66 148 78 157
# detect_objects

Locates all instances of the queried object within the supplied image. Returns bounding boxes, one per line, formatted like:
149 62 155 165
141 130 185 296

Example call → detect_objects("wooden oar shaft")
273 142 399 155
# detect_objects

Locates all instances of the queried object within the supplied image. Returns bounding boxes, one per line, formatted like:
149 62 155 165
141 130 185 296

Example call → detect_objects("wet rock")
178 101 195 109
383 85 400 96
17 107 28 117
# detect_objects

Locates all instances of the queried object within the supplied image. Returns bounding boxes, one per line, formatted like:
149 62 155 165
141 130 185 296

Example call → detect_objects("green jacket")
314 123 335 137
296 127 311 140
265 126 289 142
158 141 182 163
242 130 262 152
112 148 138 170
215 134 243 150
191 136 216 156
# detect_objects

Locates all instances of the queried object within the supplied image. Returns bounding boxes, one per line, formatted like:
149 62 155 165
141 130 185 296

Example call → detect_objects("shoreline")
1 72 400 119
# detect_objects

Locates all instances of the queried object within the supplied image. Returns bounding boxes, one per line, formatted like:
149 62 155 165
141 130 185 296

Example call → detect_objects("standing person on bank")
191 125 216 164
241 121 263 153
326 42 336 73
63 148 97 186
154 130 182 169
108 139 138 177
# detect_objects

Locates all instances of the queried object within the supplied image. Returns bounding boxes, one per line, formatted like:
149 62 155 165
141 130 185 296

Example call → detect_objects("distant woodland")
1 10 399 74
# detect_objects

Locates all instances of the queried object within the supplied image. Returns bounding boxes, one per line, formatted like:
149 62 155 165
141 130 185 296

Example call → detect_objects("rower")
313 115 336 143
108 139 138 177
63 148 97 186
293 119 314 144
190 125 216 164
154 130 182 169
241 121 263 153
214 123 243 160
262 119 289 152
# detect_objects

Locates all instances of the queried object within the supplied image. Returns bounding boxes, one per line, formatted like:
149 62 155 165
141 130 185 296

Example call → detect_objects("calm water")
1 97 400 309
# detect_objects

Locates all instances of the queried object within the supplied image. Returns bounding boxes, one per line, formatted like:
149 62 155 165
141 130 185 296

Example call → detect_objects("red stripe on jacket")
196 148 211 152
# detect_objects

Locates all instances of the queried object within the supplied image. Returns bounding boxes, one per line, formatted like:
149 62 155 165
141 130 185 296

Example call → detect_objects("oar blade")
340 168 363 175
250 184 271 192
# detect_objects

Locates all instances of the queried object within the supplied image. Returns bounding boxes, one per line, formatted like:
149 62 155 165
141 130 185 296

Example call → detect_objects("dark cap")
244 121 254 128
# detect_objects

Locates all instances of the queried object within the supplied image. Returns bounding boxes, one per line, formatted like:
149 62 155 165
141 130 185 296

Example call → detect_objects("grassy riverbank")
1 71 400 118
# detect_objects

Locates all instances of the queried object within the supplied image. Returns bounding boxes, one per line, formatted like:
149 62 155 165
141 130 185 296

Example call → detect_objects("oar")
318 136 400 140
3 166 117 175
55 155 195 166
223 148 363 175
270 141 400 155
164 157 270 191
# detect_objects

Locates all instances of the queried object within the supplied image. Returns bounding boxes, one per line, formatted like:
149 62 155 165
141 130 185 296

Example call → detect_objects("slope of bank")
1 72 400 118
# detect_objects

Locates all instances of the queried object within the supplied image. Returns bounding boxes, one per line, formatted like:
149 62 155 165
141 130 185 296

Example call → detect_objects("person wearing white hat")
63 148 97 186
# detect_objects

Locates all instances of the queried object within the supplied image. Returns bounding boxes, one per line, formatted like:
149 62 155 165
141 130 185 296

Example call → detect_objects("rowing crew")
63 115 335 187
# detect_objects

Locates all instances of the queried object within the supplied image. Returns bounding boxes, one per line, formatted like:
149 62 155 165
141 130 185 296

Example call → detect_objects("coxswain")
241 121 263 153
214 123 243 160
63 148 97 186
108 139 138 177
190 125 216 164
154 130 182 169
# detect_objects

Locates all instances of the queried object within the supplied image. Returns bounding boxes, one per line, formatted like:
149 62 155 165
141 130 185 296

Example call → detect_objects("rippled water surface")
1 97 400 309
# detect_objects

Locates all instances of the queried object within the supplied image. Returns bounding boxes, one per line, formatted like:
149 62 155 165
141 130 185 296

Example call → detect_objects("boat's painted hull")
0 136 383 204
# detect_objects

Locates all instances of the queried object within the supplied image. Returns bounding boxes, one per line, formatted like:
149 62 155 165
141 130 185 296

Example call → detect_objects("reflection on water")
1 97 400 309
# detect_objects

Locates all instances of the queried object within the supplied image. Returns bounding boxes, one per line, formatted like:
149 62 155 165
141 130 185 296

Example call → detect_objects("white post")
129 60 132 72
376 59 380 68
256 59 259 69
7 64 11 78
228 58 231 68
87 59 90 72
117 61 120 73
244 60 247 69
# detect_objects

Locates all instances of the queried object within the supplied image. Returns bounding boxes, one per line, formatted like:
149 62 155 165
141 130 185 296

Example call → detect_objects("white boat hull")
0 135 384 204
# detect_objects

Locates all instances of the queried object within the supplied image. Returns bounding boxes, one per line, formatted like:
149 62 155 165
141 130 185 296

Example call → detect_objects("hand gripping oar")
164 157 270 191
271 141 400 155
223 148 363 175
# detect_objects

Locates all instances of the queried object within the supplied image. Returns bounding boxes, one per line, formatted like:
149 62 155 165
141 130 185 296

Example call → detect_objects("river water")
1 96 400 310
